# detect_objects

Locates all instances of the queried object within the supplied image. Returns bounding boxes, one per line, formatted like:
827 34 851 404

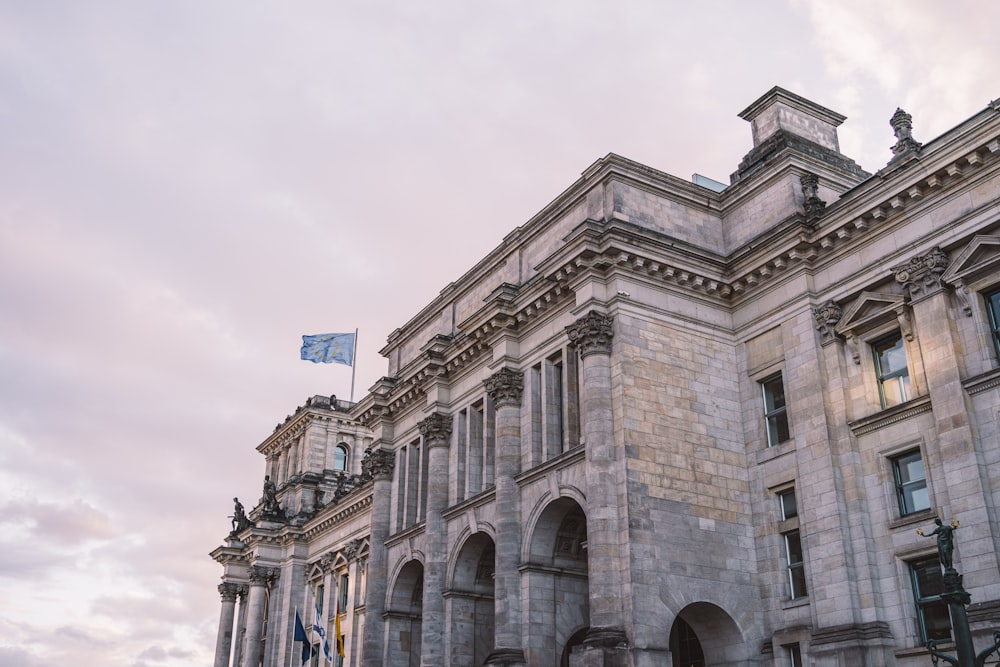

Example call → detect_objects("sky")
0 1 997 665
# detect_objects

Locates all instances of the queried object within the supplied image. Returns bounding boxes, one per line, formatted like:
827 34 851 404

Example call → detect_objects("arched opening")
524 496 589 666
385 560 423 667
448 532 496 666
334 443 349 472
669 602 747 667
560 626 589 667
669 616 704 667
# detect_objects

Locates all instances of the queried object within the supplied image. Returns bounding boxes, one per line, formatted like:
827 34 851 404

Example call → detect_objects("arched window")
334 443 349 472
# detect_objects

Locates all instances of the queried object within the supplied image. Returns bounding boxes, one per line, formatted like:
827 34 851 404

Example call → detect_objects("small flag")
335 597 345 658
300 333 355 366
313 604 332 662
293 610 312 665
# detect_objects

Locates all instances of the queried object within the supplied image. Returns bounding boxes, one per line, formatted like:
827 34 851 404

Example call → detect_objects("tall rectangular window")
776 486 805 599
783 643 802 667
892 450 929 516
784 530 807 599
761 374 790 447
910 557 951 643
986 289 1000 361
873 333 911 408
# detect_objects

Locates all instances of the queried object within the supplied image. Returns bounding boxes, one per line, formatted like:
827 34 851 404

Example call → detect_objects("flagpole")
349 328 358 403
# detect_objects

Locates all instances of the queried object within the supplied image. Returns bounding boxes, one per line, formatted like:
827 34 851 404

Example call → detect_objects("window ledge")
848 395 932 436
895 642 954 659
753 440 795 466
889 509 936 531
781 596 810 610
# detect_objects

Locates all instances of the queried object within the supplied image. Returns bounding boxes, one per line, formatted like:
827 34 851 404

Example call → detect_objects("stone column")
484 367 527 666
418 413 453 667
231 586 248 667
214 582 241 667
565 311 628 660
241 566 276 667
361 446 396 665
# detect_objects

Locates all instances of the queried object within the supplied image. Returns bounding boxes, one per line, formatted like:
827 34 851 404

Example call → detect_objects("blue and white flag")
300 333 355 366
313 605 333 662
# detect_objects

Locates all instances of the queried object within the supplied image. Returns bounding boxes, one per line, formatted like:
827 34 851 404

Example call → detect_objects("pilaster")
418 413 453 667
362 445 395 665
565 311 629 663
484 367 527 666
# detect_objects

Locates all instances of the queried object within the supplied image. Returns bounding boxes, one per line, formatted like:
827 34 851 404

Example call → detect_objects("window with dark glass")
784 530 807 599
892 450 929 516
761 373 790 446
873 333 911 408
986 289 1000 361
776 486 806 599
778 488 798 521
910 557 951 643
784 643 803 667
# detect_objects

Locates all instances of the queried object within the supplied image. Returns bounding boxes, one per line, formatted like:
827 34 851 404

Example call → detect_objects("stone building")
211 87 1000 666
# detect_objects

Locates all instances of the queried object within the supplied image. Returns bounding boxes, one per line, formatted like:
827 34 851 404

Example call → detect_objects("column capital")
484 367 524 408
812 300 843 344
566 311 614 357
418 412 453 449
248 565 278 586
363 446 395 481
893 246 948 300
218 581 241 602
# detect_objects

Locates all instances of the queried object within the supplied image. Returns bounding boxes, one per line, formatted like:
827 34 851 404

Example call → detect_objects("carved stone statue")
262 475 280 514
230 497 250 534
918 516 959 570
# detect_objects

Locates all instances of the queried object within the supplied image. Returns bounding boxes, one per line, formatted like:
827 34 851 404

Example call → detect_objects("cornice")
257 403 363 456
303 493 373 541
848 395 933 437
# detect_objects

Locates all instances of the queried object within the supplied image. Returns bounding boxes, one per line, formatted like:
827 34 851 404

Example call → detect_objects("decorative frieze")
483 367 524 408
418 412 453 449
812 300 843 343
893 246 949 300
566 311 614 357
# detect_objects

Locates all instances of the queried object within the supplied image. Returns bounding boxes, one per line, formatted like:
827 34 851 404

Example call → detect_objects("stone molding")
813 300 843 344
847 395 933 436
893 246 949 301
810 621 893 646
566 311 614 357
418 412 453 449
484 367 524 408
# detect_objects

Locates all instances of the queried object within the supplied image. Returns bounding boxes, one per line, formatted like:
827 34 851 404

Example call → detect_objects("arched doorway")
448 532 496 666
524 496 589 666
669 602 747 667
386 560 423 667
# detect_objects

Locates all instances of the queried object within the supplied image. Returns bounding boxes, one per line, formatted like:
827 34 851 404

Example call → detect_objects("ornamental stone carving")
218 581 241 602
483 367 524 408
893 246 949 300
812 300 843 343
418 412 453 449
890 108 922 157
800 172 826 220
248 565 278 585
341 538 364 563
566 311 614 357
362 447 395 481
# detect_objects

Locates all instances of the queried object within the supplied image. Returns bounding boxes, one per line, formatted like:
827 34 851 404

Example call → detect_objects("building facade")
212 87 1000 666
